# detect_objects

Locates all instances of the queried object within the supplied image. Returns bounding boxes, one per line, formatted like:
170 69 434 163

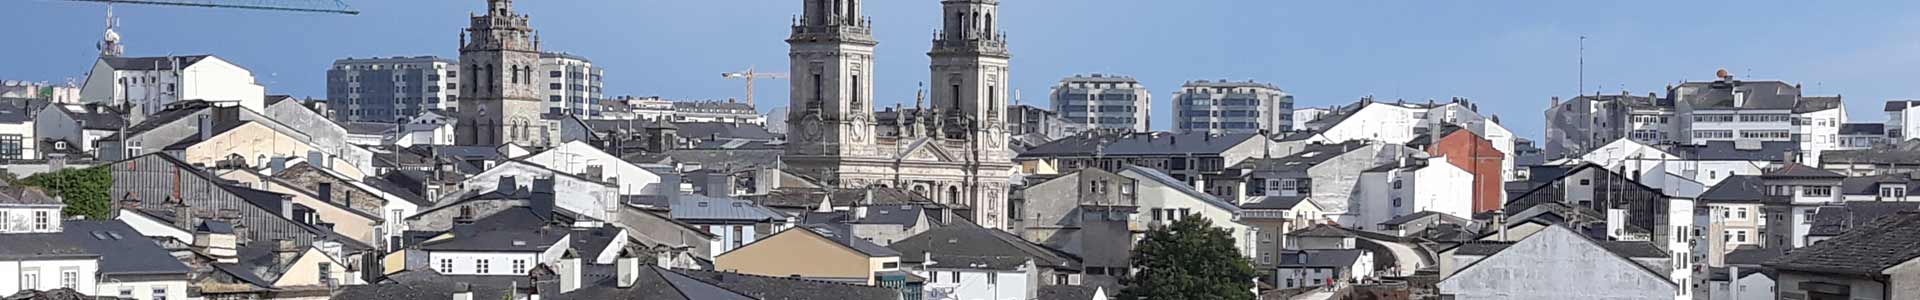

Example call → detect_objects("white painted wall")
705 224 759 255
1119 168 1254 258
0 258 99 296
0 207 63 233
426 251 542 276
113 210 192 244
915 268 1031 300
96 279 188 300
523 141 664 196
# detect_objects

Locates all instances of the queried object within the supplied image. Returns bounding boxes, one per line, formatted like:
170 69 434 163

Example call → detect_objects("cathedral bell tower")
784 0 879 182
457 0 549 147
929 0 1010 156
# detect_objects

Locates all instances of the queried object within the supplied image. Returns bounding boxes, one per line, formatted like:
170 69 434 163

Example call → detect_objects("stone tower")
929 0 1010 151
457 0 549 147
783 0 879 176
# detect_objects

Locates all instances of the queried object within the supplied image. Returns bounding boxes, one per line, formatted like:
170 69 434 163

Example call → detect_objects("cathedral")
456 0 556 148
781 0 1016 229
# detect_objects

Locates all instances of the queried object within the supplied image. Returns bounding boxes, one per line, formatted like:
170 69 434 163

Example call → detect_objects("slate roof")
799 205 927 227
101 55 211 70
360 176 434 207
1671 80 1811 110
888 225 1079 270
1445 241 1515 256
1276 249 1366 268
1722 245 1784 266
673 122 778 141
1234 141 1370 172
1287 224 1353 238
1795 96 1844 113
678 269 902 300
749 187 933 210
98 100 211 141
1121 165 1241 213
1595 241 1669 258
1239 195 1311 210
1822 141 1920 165
1766 211 1920 274
0 186 60 206
0 233 96 259
660 149 783 172
339 121 396 135
670 195 788 222
1018 131 1259 157
794 225 899 257
1842 123 1887 135
1761 163 1844 179
1037 285 1101 300
337 270 531 300
0 100 38 124
1838 173 1920 196
1698 175 1767 203
59 220 192 276
555 266 758 300
1667 141 1799 161
418 207 570 252
1806 202 1920 237
1379 211 1470 227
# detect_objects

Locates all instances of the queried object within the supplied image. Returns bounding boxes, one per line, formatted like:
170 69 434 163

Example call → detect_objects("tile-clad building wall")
110 154 322 248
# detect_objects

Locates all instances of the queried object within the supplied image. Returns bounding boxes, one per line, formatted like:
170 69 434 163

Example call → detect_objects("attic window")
698 202 709 207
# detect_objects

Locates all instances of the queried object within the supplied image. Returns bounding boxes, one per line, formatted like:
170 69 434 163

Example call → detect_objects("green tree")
21 166 113 220
1120 214 1257 300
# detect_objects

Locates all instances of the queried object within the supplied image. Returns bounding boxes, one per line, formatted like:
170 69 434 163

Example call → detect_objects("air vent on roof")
512 241 526 246
90 231 111 240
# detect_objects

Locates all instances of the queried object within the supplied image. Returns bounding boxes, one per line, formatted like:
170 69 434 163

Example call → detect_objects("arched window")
984 13 992 36
946 186 961 205
484 64 495 92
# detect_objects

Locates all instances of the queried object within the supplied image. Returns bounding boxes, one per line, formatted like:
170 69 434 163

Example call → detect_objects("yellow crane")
721 66 787 107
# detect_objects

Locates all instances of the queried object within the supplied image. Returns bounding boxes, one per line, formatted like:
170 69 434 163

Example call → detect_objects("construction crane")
56 0 359 15
721 66 787 107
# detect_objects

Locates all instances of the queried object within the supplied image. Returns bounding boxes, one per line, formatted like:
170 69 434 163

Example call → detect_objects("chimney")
617 249 641 288
532 178 556 221
197 114 212 142
273 239 302 267
656 247 675 269
498 176 519 194
171 202 194 229
452 283 474 300
1606 208 1628 240
559 250 582 294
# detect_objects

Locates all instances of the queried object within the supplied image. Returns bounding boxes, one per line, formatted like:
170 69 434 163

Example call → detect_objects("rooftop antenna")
1578 36 1586 99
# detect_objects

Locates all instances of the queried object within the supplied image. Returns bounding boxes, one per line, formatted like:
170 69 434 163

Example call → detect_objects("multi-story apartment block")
673 100 763 125
1050 74 1149 132
1007 104 1071 144
1174 80 1293 134
327 56 459 122
539 52 604 116
594 96 676 121
1545 71 1846 162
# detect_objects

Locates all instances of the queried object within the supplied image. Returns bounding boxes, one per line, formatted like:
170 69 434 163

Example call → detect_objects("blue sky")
6 0 1920 140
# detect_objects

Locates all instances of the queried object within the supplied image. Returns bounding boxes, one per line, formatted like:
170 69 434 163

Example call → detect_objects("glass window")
60 268 77 289
152 287 168 300
33 211 48 231
512 259 527 274
477 259 490 274
0 134 21 159
439 259 454 273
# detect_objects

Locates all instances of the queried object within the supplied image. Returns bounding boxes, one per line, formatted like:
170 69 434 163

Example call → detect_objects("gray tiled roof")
1807 202 1920 237
1121 165 1241 213
1722 245 1784 266
1840 173 1920 196
102 55 211 70
889 225 1078 270
1037 285 1101 300
1766 211 1920 274
1378 211 1470 226
1761 163 1844 179
670 195 788 222
678 269 901 300
1287 224 1353 238
661 149 783 173
0 233 96 260
338 270 531 300
797 224 899 257
60 220 192 276
1595 241 1668 258
419 207 570 252
1821 141 1920 165
0 186 60 206
1672 80 1804 110
749 187 933 210
800 204 926 227
1842 123 1887 135
1234 141 1370 172
59 103 127 131
1668 141 1799 161
1445 241 1516 256
1018 131 1259 157
1698 175 1767 203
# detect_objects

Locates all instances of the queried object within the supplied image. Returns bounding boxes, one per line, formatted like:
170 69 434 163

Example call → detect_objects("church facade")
456 0 556 148
781 0 1016 229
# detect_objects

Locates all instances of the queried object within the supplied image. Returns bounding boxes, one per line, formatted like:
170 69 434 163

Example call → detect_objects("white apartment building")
1300 97 1516 180
596 96 677 121
0 234 98 296
1051 74 1151 132
540 52 604 116
1291 107 1329 131
1546 71 1846 163
79 55 265 122
1174 80 1293 134
327 56 460 122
